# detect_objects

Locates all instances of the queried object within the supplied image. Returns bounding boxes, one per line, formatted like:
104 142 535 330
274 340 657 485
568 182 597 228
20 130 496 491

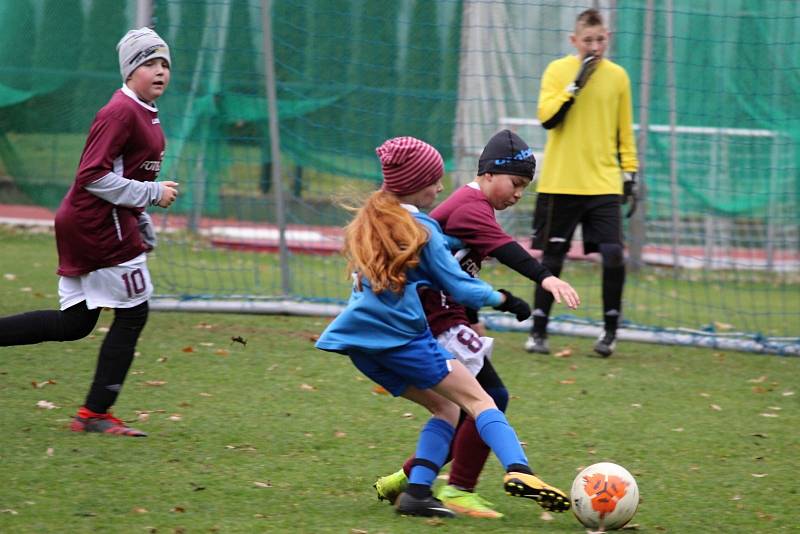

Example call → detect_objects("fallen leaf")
782 390 795 397
181 346 195 353
46 447 54 457
97 326 110 333
253 481 272 488
767 406 781 411
559 378 576 385
672 427 684 432
132 507 148 513
31 379 57 389
748 375 767 383
168 414 182 422
157 357 168 363
402 412 415 419
1 509 19 515
699 392 711 398
35 400 59 410
170 506 185 513
554 348 572 358
214 349 230 357
4 273 17 280
631 403 642 408
299 383 316 391
199 392 213 397
540 511 554 521
760 413 779 418
199 342 214 347
751 473 768 478
710 404 722 411
144 380 167 387
137 412 150 422
713 321 733 330
731 494 742 501
334 431 346 438
372 385 389 395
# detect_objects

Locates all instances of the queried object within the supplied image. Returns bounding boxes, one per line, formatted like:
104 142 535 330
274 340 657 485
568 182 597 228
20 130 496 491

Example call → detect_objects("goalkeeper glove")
493 289 532 322
622 172 638 203
622 171 638 217
567 54 599 96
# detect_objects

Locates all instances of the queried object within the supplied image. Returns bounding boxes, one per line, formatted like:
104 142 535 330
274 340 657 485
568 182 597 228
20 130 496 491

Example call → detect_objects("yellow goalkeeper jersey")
536 55 638 195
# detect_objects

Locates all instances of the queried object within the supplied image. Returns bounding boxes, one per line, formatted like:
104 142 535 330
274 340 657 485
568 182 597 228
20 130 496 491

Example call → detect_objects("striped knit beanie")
376 137 444 196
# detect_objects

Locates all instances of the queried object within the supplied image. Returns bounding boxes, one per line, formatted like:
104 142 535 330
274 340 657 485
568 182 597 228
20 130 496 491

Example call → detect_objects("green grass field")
0 226 798 533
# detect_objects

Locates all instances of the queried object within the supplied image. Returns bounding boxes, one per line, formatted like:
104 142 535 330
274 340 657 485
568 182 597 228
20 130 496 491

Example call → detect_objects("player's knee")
113 302 149 332
485 386 509 412
599 243 625 268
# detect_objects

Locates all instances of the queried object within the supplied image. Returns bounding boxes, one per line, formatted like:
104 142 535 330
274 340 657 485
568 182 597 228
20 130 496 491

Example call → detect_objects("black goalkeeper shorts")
531 193 623 255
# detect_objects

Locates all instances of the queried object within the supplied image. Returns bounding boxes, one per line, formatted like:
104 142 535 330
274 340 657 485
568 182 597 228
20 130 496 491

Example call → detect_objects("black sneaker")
395 492 456 518
593 330 617 357
524 333 549 354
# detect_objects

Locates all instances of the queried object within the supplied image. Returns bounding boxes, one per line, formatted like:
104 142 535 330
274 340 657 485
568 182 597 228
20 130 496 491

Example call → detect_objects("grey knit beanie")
117 27 171 81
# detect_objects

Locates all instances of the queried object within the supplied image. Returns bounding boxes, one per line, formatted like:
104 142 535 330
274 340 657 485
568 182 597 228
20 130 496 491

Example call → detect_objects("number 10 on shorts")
122 269 147 298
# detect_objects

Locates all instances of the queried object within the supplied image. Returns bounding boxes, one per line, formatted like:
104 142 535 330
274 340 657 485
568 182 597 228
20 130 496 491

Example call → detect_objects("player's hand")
570 54 599 95
157 181 179 208
541 276 580 310
493 289 532 322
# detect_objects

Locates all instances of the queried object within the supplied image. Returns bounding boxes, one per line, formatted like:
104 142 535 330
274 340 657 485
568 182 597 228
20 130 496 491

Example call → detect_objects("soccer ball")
570 462 639 531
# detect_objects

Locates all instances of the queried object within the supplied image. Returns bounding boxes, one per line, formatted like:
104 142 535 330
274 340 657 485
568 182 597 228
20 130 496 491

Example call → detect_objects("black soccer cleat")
524 333 550 354
395 492 457 518
593 330 617 357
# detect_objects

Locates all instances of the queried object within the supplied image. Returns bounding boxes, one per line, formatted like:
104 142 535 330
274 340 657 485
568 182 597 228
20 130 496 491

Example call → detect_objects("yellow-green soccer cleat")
503 472 570 512
373 469 408 504
435 484 504 519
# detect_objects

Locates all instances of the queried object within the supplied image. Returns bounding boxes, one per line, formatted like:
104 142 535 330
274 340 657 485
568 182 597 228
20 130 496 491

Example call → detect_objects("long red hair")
343 190 429 293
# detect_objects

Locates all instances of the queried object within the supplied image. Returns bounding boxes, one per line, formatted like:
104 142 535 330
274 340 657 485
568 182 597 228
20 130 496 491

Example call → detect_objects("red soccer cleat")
70 406 147 437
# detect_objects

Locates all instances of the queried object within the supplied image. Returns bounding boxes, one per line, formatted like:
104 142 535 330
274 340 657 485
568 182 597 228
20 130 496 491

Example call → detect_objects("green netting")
0 0 798 352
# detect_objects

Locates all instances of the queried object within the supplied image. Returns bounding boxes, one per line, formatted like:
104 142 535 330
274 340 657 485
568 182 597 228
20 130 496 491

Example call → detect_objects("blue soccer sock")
475 408 529 470
408 417 456 488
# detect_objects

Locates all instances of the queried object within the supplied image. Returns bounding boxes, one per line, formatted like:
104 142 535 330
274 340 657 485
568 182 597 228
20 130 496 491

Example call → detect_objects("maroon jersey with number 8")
422 184 517 336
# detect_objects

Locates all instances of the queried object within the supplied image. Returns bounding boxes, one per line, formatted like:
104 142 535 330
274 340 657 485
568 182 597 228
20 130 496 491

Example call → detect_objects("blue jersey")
316 211 496 354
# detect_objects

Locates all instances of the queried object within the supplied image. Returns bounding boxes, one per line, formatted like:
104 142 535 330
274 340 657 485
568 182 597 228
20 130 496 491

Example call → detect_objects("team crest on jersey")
152 118 160 124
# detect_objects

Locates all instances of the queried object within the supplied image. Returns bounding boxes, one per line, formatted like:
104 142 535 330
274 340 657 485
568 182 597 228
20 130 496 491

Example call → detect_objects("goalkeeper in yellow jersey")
526 8 638 357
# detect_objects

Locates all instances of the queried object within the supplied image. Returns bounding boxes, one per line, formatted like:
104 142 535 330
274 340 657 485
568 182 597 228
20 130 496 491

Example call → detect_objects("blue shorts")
349 330 454 397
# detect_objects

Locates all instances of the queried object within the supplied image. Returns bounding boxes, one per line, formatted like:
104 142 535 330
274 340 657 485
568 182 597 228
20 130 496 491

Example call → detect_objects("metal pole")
260 0 291 295
629 0 654 271
666 0 680 269
136 0 153 27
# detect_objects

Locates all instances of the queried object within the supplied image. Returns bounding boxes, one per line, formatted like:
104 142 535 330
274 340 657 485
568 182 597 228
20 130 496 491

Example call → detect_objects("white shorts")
436 324 494 377
59 253 152 311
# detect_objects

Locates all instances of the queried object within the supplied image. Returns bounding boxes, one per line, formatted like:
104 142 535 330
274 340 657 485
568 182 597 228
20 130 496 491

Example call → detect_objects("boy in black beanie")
373 130 579 519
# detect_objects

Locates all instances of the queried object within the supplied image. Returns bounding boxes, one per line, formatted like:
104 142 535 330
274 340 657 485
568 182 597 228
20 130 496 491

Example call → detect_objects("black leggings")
0 301 101 345
0 300 149 413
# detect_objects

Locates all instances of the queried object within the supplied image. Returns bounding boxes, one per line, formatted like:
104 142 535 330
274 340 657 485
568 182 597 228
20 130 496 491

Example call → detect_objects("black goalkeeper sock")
602 264 625 333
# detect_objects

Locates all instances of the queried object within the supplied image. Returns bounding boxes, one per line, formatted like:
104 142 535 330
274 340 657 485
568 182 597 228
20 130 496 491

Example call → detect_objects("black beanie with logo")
477 129 536 179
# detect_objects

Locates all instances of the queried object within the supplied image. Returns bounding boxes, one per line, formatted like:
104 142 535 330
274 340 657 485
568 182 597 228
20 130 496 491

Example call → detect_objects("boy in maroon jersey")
374 130 579 517
0 28 178 436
